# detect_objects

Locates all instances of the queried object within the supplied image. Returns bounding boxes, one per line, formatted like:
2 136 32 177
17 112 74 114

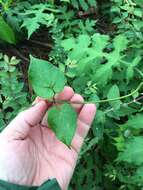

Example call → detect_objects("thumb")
1 100 48 140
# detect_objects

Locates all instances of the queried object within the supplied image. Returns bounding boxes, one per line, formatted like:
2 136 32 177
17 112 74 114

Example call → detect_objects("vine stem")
48 82 143 105
104 95 143 114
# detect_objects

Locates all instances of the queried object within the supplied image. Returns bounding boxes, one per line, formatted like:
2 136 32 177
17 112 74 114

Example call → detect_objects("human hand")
0 87 96 190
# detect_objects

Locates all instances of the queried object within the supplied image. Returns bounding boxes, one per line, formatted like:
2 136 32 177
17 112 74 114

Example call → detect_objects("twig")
29 39 53 49
11 47 29 62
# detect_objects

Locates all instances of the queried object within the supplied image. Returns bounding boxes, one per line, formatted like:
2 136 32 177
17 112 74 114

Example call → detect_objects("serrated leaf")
70 0 96 10
61 38 76 51
0 16 16 44
71 0 79 9
94 65 112 86
117 137 143 165
88 0 96 7
79 0 88 11
126 55 141 82
61 34 109 75
28 56 66 98
48 103 77 146
121 114 143 130
113 35 128 52
21 4 54 38
107 84 121 109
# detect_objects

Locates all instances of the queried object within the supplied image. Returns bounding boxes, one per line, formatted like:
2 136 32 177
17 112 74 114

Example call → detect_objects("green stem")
49 82 143 104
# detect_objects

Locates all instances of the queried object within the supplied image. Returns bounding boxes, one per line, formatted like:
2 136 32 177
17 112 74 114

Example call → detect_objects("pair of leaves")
28 56 77 146
0 16 16 44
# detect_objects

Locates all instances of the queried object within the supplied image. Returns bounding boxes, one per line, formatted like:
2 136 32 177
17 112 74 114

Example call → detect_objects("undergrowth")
0 0 143 189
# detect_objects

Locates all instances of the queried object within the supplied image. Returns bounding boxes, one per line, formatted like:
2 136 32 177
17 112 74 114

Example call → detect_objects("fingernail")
31 102 37 107
32 97 42 106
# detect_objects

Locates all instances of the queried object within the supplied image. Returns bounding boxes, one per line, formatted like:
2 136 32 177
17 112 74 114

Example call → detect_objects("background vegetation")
0 0 143 189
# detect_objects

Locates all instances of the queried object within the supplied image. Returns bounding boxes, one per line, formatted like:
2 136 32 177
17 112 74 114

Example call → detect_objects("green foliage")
49 2 143 188
117 136 143 165
0 53 29 130
111 0 143 39
61 34 129 87
21 3 55 38
70 0 97 11
28 56 78 146
28 56 66 98
1 0 143 189
2 1 56 40
107 85 121 109
48 103 77 146
0 16 16 44
0 0 13 10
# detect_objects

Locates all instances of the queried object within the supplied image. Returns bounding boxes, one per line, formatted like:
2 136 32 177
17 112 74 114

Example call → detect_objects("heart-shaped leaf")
48 103 77 146
28 56 66 98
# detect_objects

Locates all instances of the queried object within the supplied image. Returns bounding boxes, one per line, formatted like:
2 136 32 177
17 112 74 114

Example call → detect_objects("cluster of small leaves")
0 53 29 130
111 0 143 40
0 0 13 11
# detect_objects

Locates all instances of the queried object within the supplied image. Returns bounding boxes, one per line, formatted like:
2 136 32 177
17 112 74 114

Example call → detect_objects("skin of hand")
0 86 96 190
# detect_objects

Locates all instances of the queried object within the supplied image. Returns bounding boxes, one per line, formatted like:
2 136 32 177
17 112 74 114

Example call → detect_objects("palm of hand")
0 87 96 190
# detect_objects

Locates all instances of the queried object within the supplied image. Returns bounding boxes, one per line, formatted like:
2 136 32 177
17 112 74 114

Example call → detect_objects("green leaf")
28 56 66 98
94 65 112 86
134 0 143 6
79 0 88 11
71 0 79 9
107 84 121 109
131 165 143 185
93 110 105 139
113 35 128 53
0 16 16 44
21 4 55 39
114 135 125 151
126 55 141 82
121 114 143 130
61 34 109 74
61 38 76 51
88 0 96 7
117 136 143 165
48 103 77 146
70 0 96 10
